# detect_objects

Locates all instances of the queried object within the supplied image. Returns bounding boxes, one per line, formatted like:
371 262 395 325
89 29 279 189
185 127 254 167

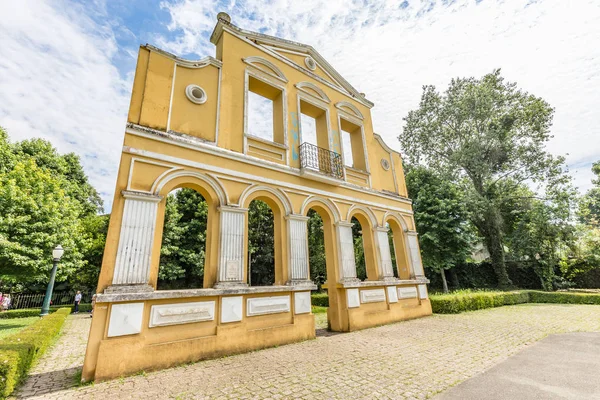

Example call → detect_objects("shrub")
0 308 71 398
430 291 529 314
311 293 329 307
528 291 600 305
0 304 91 319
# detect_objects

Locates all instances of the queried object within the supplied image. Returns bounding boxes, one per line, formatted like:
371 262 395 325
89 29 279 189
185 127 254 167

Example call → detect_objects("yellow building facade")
82 13 431 382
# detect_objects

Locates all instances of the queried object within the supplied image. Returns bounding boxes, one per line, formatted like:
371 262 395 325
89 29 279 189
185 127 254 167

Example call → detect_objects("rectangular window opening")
340 118 366 171
246 76 284 144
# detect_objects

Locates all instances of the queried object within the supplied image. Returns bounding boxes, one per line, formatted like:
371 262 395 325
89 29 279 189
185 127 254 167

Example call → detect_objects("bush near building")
0 304 91 320
0 308 70 398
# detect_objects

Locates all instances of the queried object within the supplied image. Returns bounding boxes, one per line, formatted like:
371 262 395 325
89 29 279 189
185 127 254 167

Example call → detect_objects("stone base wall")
341 283 432 332
82 288 315 382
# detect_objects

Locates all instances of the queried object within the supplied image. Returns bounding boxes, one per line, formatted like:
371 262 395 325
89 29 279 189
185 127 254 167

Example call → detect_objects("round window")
185 84 207 104
381 158 390 171
305 56 316 71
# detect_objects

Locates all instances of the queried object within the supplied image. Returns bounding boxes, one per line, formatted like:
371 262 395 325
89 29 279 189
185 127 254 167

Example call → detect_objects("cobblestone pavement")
13 313 92 399
14 304 600 399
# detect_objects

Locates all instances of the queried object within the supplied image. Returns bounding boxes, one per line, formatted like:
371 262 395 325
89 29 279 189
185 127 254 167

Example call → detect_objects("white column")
336 221 359 283
287 215 311 284
112 191 162 286
407 232 425 278
215 206 247 286
374 226 396 280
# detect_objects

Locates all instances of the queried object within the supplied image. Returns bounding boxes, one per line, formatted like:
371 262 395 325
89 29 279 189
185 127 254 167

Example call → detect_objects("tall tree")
579 161 600 227
399 70 566 288
0 159 89 287
405 165 473 292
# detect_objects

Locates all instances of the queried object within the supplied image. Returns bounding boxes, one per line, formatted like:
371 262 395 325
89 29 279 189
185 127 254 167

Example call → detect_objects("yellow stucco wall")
83 16 430 383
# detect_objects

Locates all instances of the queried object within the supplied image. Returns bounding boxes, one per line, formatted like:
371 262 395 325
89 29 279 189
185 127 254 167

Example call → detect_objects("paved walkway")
13 304 600 399
437 332 600 399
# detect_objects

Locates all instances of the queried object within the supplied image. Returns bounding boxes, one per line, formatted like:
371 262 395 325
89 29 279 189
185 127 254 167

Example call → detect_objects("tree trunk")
449 268 460 289
482 207 512 289
440 270 449 293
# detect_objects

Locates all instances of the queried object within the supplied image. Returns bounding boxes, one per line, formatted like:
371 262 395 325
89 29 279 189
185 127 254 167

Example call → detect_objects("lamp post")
40 245 64 317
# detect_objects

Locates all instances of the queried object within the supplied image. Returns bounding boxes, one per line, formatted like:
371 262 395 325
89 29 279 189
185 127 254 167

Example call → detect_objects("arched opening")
387 224 399 278
386 217 412 280
242 188 289 286
349 211 378 281
247 199 275 286
303 200 339 332
307 209 326 289
157 188 208 290
351 216 367 281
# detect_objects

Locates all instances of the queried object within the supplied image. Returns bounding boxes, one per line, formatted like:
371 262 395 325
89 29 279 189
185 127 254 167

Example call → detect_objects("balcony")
299 142 344 185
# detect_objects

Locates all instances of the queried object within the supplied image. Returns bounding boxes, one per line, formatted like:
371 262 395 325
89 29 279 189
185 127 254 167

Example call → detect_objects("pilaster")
214 206 248 288
374 226 396 281
406 231 425 278
335 221 360 283
111 191 162 288
286 214 313 286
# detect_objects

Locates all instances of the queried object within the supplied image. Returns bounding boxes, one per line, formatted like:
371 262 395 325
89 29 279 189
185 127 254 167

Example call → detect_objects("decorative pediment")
335 101 364 120
242 56 288 83
295 82 330 103
211 18 374 108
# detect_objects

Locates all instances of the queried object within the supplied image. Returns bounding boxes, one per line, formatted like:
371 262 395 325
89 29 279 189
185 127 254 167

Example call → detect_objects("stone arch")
382 211 409 232
152 169 227 206
239 185 292 216
300 196 341 223
241 187 291 286
346 205 378 228
384 212 413 280
150 169 227 289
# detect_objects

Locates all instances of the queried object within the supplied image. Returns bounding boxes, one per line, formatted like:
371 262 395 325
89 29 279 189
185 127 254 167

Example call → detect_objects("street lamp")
40 245 64 316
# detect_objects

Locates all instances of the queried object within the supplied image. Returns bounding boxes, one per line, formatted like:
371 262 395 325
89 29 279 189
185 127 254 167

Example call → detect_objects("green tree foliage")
307 209 327 288
499 181 575 290
405 165 473 292
157 188 207 289
0 159 89 285
0 127 104 291
579 161 600 227
248 200 275 286
351 217 367 281
399 70 568 288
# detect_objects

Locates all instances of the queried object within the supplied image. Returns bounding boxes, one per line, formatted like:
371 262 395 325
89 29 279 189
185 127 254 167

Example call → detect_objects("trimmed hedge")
0 304 91 319
0 308 71 398
430 291 529 314
311 293 329 307
528 291 600 305
310 290 600 315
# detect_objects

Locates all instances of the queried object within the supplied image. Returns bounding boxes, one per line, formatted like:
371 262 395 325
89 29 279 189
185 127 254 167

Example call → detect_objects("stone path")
13 313 91 399
14 304 600 399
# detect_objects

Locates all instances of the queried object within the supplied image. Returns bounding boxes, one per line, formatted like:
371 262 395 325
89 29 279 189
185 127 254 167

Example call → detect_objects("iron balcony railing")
299 142 344 180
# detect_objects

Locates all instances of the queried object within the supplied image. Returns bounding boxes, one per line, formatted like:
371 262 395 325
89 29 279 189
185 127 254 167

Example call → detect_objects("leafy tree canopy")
399 69 571 288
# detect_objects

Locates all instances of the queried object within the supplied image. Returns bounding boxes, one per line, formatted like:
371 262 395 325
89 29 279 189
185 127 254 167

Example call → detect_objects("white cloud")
0 0 130 211
159 0 600 192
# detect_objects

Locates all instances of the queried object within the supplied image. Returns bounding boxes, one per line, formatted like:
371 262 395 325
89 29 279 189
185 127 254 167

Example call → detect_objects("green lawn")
0 316 39 340
312 306 328 330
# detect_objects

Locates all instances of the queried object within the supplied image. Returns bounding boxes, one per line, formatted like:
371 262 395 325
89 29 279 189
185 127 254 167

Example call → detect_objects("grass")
0 316 39 340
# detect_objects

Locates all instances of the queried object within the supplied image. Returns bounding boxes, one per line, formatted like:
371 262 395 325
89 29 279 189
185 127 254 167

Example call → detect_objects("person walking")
90 294 97 318
2 294 11 311
74 291 82 313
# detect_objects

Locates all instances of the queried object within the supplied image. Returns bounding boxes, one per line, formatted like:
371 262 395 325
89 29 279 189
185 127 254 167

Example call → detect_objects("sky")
0 0 599 212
